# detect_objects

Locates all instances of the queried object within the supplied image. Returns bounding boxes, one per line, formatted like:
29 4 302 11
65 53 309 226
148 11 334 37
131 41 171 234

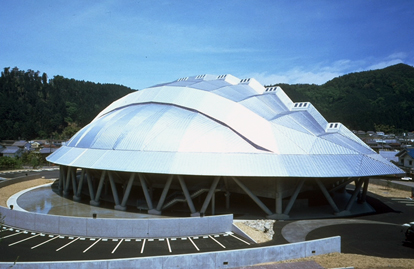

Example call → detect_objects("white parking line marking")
230 234 251 245
1 231 24 239
188 237 200 251
31 235 59 249
9 234 40 246
83 238 101 253
209 235 226 248
112 238 124 254
140 239 146 254
56 237 80 251
166 238 172 253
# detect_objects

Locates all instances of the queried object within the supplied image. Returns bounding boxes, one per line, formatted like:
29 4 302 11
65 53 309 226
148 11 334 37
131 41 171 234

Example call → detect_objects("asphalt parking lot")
0 226 252 262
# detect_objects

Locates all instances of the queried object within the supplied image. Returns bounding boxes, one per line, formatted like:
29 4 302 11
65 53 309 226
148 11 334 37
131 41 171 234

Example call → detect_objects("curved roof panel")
47 74 404 177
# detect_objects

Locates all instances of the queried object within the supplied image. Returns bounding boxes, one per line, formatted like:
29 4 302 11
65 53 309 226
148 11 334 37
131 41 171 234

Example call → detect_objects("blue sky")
1 0 413 89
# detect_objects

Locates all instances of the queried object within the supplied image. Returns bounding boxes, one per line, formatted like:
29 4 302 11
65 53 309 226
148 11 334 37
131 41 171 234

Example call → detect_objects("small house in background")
1 146 22 158
12 140 31 151
396 148 414 174
39 147 58 155
31 141 41 149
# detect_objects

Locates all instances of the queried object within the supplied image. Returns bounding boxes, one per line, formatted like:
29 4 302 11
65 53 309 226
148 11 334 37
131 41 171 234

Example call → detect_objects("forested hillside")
273 63 414 132
0 67 133 140
1 64 413 141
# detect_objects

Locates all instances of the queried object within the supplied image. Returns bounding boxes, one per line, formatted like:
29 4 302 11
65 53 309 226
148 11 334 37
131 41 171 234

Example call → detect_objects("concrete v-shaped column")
283 178 306 216
178 175 200 217
90 170 106 206
359 178 369 203
117 172 136 210
70 168 77 198
138 174 154 210
108 171 121 210
73 169 85 201
148 175 173 215
58 166 65 193
200 176 220 215
345 178 364 211
315 178 339 213
231 176 273 216
63 166 72 196
85 169 95 201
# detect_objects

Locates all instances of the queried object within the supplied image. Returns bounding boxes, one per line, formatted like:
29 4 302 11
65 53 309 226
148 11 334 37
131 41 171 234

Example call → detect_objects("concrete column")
178 175 199 217
359 178 369 203
225 191 230 209
108 172 121 210
275 179 282 214
283 178 305 215
149 175 173 215
73 169 85 201
211 191 215 215
63 166 71 196
231 176 273 216
315 178 339 213
138 174 154 210
70 167 77 197
58 166 65 193
86 170 95 201
345 178 364 211
200 176 220 214
120 173 135 209
90 170 106 206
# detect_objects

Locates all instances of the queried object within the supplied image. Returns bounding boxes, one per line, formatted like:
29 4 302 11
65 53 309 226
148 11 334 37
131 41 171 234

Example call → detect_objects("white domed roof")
47 74 404 177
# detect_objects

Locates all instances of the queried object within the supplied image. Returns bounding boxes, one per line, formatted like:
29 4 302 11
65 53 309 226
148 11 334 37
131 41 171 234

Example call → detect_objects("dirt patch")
0 178 55 207
264 252 414 269
234 222 273 243
366 182 412 198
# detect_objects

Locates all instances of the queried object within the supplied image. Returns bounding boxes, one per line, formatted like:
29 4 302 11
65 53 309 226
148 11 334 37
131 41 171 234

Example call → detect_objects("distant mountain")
0 67 134 140
272 63 414 132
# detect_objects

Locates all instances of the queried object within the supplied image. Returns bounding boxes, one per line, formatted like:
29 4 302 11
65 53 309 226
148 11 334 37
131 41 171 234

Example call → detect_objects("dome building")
47 74 404 219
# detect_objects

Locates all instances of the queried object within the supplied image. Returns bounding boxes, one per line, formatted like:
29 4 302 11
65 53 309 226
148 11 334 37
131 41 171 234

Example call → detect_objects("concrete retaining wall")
0 236 340 269
0 206 232 238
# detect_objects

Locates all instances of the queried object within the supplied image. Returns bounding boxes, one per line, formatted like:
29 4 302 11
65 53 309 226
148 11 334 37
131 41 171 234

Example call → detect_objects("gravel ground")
0 178 413 268
0 178 54 207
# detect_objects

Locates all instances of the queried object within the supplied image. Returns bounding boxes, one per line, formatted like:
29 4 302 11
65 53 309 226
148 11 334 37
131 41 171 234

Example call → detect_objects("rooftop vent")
291 102 310 110
238 78 265 94
326 122 341 132
216 74 241 85
195 74 206 80
240 78 251 84
177 77 188 82
265 87 278 92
